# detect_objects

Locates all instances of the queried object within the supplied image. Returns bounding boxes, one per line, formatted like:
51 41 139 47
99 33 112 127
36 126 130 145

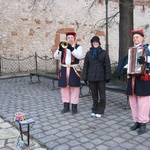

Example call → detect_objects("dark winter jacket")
82 46 111 82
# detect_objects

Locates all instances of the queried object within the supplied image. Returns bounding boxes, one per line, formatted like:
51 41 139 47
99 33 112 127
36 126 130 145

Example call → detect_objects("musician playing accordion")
124 29 150 135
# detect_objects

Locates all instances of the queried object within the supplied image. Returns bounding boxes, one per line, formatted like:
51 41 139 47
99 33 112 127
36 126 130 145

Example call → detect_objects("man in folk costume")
54 31 83 114
125 29 150 135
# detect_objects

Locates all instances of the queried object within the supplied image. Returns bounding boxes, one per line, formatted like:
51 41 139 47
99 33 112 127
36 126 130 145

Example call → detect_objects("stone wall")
0 0 150 62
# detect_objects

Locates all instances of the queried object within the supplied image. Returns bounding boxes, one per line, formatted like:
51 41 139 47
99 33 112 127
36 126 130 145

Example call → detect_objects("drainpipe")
0 55 1 76
105 0 109 53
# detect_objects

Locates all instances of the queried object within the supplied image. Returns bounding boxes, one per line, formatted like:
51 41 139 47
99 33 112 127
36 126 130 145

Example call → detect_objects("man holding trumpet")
54 31 83 115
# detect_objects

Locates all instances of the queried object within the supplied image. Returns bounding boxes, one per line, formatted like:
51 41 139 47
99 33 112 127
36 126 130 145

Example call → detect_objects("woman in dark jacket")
82 36 111 117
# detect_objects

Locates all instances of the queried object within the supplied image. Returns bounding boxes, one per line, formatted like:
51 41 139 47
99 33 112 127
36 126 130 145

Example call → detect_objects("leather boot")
72 104 78 115
138 123 146 135
130 122 140 130
61 103 70 114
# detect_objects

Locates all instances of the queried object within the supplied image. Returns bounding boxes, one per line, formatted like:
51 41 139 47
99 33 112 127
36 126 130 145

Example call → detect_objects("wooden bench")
79 80 91 98
30 72 58 90
29 72 129 109
30 72 91 96
79 81 129 109
106 83 129 109
106 83 127 93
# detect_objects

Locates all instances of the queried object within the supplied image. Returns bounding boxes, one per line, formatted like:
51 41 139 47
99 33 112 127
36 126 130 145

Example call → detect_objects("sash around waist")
61 64 78 68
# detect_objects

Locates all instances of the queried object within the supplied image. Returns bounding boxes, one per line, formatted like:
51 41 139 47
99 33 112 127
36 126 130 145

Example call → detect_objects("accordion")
127 46 147 75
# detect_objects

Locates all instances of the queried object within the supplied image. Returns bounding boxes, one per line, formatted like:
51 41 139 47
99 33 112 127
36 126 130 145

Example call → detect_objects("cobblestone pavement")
0 77 150 150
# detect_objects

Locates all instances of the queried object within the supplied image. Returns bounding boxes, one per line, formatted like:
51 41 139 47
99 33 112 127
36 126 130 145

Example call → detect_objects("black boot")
72 104 78 115
130 122 141 130
61 103 70 114
138 123 146 135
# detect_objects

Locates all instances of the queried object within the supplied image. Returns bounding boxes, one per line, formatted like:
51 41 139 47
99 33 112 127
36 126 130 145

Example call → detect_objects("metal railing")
0 53 118 79
0 53 58 76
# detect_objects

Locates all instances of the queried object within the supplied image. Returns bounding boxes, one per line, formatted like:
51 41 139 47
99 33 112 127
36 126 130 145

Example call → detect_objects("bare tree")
119 0 133 60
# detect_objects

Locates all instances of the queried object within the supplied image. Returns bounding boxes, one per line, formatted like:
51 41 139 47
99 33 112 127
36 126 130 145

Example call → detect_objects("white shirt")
54 44 83 65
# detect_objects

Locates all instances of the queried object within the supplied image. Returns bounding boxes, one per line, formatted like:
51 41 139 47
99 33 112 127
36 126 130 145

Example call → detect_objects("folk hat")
131 29 144 37
66 31 76 36
90 36 100 44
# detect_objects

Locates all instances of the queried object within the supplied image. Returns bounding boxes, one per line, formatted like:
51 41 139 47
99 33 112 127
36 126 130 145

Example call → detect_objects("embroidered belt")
61 64 82 78
61 64 78 68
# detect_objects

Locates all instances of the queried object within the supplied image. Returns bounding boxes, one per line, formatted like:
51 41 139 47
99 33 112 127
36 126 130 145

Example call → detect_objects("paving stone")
90 138 104 145
110 146 127 150
45 141 59 149
31 129 43 135
112 137 126 143
0 77 150 150
83 142 95 149
0 122 12 129
96 145 109 150
0 140 5 148
39 135 58 144
56 137 68 144
55 130 71 138
53 144 69 150
65 135 76 140
44 128 60 135
32 133 46 139
68 140 80 147
77 137 89 143
0 118 4 123
120 142 135 149
0 129 17 139
142 139 150 147
70 145 87 150
104 140 118 147
57 125 72 131
134 144 150 150
99 135 112 141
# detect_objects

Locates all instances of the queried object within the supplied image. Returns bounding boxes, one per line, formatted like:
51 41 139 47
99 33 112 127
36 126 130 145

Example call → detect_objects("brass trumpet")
60 41 68 49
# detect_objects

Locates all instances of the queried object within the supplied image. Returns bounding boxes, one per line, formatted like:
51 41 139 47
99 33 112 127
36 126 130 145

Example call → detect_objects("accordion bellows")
127 46 147 75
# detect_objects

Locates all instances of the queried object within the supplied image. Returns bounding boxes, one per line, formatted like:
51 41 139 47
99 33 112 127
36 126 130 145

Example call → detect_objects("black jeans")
89 81 106 114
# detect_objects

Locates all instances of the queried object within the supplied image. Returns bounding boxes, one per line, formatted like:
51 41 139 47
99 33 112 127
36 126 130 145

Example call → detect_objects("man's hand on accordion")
137 56 145 64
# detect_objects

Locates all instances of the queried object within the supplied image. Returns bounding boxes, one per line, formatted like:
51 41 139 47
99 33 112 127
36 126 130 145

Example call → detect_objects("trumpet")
60 41 68 49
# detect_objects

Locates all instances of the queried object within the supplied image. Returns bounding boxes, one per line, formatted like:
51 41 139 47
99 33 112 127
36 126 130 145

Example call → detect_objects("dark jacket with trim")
58 44 81 87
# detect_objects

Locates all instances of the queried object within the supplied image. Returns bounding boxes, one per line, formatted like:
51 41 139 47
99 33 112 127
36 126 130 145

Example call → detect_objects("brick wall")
0 0 150 62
